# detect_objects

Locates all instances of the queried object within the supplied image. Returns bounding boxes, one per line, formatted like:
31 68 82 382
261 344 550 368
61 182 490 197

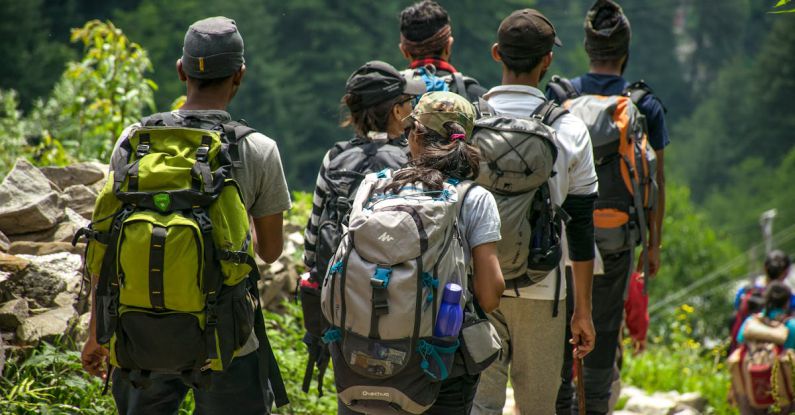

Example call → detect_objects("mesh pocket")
339 331 412 379
417 336 459 381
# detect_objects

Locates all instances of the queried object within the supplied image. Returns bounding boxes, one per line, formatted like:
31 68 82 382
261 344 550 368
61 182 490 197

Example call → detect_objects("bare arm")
471 242 504 313
81 275 108 378
252 212 285 264
570 260 595 357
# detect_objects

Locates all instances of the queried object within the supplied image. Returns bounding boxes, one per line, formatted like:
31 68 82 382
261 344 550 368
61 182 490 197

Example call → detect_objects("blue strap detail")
376 169 389 179
417 339 460 381
329 261 343 274
371 266 392 288
322 327 341 344
418 67 450 93
446 177 461 185
421 272 438 303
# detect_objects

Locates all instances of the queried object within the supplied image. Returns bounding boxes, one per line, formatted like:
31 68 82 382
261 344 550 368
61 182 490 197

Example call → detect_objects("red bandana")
409 58 458 74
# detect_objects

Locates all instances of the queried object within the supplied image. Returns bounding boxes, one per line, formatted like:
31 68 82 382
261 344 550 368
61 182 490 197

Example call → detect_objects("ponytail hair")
386 120 480 193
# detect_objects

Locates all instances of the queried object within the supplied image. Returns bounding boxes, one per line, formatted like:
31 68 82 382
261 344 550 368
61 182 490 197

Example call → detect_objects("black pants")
111 352 271 415
338 373 480 415
556 250 632 415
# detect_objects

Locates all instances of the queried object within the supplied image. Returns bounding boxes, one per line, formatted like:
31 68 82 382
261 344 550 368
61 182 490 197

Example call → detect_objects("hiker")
398 0 487 101
299 60 424 395
730 250 794 353
324 91 505 415
470 9 598 415
78 17 291 414
546 1 669 413
730 281 795 414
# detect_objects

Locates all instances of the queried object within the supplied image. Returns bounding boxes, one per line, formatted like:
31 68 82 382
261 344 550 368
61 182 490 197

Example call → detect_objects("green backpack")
74 114 286 398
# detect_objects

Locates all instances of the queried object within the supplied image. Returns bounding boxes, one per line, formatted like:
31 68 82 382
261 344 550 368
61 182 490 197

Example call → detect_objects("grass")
621 304 737 415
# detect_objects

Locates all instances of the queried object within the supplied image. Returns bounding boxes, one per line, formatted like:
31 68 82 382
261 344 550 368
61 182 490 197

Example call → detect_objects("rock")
39 162 107 190
70 312 91 344
16 306 78 343
0 159 64 235
53 292 78 308
8 241 85 256
672 406 699 415
0 252 30 273
287 232 304 247
10 208 89 244
674 393 707 412
0 298 29 330
63 185 97 220
0 230 9 252
259 269 290 310
0 252 82 307
624 394 677 415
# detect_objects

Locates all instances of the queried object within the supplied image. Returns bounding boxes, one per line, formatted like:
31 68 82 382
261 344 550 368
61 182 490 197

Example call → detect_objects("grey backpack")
320 169 471 414
547 76 659 285
472 100 566 301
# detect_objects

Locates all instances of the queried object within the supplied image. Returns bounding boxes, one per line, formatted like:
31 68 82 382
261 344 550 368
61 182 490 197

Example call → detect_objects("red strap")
409 58 458 74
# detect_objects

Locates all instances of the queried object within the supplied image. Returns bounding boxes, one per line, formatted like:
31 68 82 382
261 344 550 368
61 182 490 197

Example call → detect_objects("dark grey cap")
345 61 426 112
182 16 245 79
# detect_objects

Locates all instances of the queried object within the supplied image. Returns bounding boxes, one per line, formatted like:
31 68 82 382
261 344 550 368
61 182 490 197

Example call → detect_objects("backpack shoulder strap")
453 180 477 221
474 98 495 119
328 139 357 161
222 120 257 167
532 100 569 127
546 75 579 104
451 72 467 97
624 80 668 113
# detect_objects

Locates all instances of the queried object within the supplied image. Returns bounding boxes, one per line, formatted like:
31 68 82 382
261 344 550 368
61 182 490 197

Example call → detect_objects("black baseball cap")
497 9 562 59
181 17 245 79
345 61 426 111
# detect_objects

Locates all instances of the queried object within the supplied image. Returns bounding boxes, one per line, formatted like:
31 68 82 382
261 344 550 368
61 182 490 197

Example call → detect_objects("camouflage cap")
407 91 476 138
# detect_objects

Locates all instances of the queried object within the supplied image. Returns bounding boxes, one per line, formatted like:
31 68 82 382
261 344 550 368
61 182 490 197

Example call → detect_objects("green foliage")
266 302 337 414
649 181 744 337
286 191 313 230
623 305 736 415
772 0 795 13
36 20 157 162
0 20 157 176
0 342 116 414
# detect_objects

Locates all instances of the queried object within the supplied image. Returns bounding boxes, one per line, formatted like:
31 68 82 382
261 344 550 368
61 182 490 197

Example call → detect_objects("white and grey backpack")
320 169 472 414
471 100 566 305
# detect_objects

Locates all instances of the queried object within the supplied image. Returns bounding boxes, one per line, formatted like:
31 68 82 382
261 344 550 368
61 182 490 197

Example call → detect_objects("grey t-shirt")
459 184 501 266
111 110 292 217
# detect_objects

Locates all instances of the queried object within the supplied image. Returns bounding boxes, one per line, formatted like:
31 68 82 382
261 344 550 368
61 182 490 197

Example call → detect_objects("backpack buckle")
136 144 150 158
196 146 210 163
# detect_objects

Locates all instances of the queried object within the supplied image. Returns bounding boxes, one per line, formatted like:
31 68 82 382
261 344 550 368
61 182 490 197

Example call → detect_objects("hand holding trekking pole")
570 311 596 359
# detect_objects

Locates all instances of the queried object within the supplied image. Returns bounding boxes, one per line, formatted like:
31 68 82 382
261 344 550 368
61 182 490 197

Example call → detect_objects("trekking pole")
575 354 586 415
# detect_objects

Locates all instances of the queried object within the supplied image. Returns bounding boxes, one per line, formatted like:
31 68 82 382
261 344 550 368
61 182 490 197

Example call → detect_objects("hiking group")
76 1 673 414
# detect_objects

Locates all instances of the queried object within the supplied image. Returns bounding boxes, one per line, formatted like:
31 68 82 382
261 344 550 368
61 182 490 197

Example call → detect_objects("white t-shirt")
483 85 599 300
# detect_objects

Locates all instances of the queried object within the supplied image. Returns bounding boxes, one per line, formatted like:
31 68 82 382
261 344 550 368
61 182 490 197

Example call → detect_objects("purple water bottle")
434 283 463 337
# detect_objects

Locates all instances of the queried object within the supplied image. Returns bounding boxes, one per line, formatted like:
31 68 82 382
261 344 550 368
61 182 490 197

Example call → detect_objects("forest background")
0 0 793 413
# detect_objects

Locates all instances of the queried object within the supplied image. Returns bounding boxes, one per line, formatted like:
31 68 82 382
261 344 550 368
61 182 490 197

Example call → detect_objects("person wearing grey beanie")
546 1 671 414
81 16 292 415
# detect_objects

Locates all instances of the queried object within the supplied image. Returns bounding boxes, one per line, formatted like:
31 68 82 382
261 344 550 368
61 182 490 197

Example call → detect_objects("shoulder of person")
552 111 591 141
238 130 279 157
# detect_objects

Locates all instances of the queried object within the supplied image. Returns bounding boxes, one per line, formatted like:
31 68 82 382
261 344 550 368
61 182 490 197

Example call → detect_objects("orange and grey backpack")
547 76 658 288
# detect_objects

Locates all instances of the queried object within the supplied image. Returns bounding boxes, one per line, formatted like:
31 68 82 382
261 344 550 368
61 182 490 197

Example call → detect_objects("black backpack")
301 136 409 396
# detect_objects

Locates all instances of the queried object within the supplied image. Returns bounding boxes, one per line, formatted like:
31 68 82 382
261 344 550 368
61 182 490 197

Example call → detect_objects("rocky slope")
0 158 304 374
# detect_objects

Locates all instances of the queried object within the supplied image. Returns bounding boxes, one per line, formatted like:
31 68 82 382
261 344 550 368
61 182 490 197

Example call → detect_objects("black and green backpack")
73 113 287 403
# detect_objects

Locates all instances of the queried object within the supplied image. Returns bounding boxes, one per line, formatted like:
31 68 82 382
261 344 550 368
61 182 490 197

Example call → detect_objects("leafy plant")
772 0 795 13
0 342 116 414
623 305 736 414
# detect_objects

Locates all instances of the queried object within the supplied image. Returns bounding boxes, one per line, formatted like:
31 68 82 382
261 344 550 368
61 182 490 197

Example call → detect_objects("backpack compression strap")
547 75 580 104
451 72 467 97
